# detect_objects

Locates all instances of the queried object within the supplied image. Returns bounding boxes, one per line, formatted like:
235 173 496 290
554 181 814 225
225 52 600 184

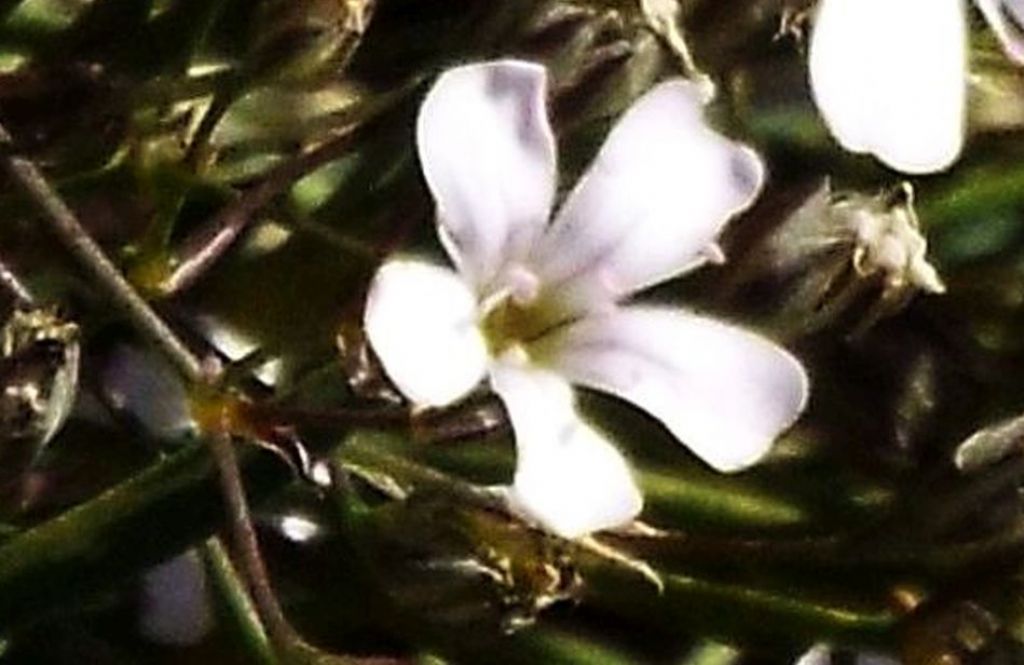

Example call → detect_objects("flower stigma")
480 264 561 357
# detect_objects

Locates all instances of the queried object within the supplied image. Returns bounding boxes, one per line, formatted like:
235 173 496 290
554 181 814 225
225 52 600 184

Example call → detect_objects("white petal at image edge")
532 79 764 311
976 0 1024 65
139 550 213 647
490 359 643 540
809 0 967 174
794 644 900 665
534 307 809 473
364 260 489 408
417 60 558 291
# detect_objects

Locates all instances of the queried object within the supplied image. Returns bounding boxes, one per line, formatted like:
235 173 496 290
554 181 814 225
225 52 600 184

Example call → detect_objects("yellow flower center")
478 265 561 357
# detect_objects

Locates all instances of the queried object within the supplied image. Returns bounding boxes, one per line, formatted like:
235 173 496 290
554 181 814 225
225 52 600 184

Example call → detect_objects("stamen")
479 265 553 356
504 264 540 306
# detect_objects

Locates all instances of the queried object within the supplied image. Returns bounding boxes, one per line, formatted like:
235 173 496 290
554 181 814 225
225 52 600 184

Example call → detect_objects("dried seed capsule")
0 307 79 468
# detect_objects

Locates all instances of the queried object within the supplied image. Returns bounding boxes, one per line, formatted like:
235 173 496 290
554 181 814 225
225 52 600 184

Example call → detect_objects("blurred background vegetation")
2 0 1024 663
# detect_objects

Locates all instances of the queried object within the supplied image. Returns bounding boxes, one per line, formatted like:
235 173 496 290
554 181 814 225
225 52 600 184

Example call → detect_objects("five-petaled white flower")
364 60 810 540
810 0 1024 174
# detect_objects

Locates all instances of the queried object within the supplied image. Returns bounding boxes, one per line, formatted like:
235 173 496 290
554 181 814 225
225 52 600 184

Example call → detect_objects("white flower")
795 644 899 665
364 60 809 540
809 0 1024 174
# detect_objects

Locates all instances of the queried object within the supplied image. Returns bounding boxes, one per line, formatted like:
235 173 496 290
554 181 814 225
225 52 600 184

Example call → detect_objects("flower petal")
794 645 832 665
531 79 764 311
364 260 488 408
139 550 213 647
101 343 194 441
976 0 1024 65
533 307 809 473
809 0 967 174
417 60 558 292
490 358 643 539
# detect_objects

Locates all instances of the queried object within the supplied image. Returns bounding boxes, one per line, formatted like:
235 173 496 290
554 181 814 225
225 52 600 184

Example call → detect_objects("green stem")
919 162 1024 228
680 642 741 665
202 537 278 665
336 433 899 647
583 562 897 649
161 81 420 295
0 121 204 381
0 444 283 627
0 121 395 662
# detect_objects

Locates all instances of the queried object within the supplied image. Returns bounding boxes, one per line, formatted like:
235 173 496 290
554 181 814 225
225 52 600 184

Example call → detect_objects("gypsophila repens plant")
2 1 1024 663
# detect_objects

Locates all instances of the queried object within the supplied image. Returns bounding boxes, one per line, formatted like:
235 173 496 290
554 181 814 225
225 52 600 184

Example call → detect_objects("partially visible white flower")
364 60 809 539
138 550 213 647
976 0 1024 65
794 645 832 665
954 411 1024 471
809 0 1024 174
193 314 284 387
276 513 323 543
795 644 899 665
101 343 195 441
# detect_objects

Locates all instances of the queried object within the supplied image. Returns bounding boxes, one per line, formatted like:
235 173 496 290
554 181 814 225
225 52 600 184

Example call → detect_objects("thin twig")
208 432 299 651
245 402 409 430
0 255 34 306
211 433 407 665
640 0 715 100
0 119 397 664
201 538 278 665
162 82 418 296
184 84 241 171
163 121 365 295
0 121 204 381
